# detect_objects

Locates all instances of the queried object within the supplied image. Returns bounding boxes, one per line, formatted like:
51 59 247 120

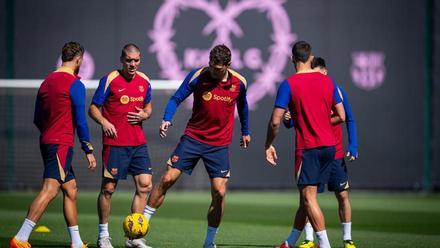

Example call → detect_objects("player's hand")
127 106 147 125
240 135 251 148
283 111 292 122
159 120 172 138
265 145 278 166
346 151 358 162
86 153 97 171
101 119 117 138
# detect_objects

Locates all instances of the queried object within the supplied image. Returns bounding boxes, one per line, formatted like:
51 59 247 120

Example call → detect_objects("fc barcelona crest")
350 51 386 91
139 85 145 92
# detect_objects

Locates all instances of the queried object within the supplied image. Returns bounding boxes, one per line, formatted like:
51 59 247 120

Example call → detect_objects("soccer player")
284 57 358 248
89 44 153 248
143 44 251 248
10 41 96 248
265 41 345 248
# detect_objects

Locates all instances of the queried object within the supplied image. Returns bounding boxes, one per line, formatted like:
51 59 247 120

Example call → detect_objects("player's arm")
127 83 152 124
283 110 294 129
70 80 96 170
160 68 199 138
89 76 117 138
340 86 358 161
265 80 291 166
237 82 251 148
331 83 346 125
33 93 43 132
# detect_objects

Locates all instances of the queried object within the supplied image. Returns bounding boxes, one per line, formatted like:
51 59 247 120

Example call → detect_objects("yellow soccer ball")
123 213 149 239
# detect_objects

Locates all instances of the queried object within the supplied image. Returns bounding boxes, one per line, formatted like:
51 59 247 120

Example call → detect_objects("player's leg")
129 145 153 213
11 144 67 247
132 174 153 213
145 135 199 220
126 150 153 248
61 178 86 248
276 193 306 248
336 190 356 248
97 178 118 247
147 166 182 209
11 178 61 247
200 143 230 248
298 147 334 248
98 145 131 247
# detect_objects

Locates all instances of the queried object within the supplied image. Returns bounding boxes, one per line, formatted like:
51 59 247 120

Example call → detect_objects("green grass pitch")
1 191 439 247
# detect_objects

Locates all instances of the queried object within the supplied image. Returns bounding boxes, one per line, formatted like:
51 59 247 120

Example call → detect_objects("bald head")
120 43 141 62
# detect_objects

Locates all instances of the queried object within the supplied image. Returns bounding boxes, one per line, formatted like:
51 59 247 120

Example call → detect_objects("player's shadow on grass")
217 243 274 247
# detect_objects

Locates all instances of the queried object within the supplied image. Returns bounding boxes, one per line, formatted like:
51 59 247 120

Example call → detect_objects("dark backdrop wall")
0 0 435 190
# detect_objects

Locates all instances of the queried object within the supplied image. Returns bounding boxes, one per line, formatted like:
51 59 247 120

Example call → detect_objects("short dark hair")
292 41 311 63
61 41 84 62
120 43 141 60
311 57 326 69
209 44 231 66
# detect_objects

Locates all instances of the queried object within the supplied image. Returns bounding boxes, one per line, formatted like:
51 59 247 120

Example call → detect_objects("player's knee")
137 181 153 195
161 174 176 189
64 186 78 201
212 187 226 200
336 191 350 203
100 187 115 198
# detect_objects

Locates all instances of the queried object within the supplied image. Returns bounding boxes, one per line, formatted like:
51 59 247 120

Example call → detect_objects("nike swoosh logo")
340 182 347 186
118 88 126 92
221 170 228 173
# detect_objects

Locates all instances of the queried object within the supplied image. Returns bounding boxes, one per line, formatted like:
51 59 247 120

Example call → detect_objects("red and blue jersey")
282 82 358 159
92 70 151 146
163 67 249 146
275 72 342 150
34 67 93 154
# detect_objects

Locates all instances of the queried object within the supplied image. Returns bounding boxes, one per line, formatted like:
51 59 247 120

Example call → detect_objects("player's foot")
203 243 216 248
298 240 315 248
125 238 152 248
9 237 31 248
273 241 293 248
70 244 88 248
343 240 356 248
97 236 114 248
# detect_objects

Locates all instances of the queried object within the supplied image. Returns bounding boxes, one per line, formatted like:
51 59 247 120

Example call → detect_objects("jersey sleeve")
332 80 343 105
163 68 200 122
91 76 111 107
339 86 358 156
144 83 152 104
70 80 94 154
237 82 250 136
274 80 291 109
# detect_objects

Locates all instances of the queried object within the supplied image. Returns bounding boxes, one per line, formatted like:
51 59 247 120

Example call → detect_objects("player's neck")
119 69 136 81
295 63 314 74
58 63 76 75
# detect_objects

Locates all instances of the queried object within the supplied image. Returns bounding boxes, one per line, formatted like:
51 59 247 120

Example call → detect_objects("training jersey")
275 72 342 150
332 84 357 159
163 67 249 146
34 66 93 154
92 70 151 146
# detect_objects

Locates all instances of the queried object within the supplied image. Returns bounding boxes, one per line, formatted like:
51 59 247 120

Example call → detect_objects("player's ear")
225 61 232 68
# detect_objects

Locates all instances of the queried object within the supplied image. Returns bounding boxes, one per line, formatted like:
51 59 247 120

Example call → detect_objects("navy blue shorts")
102 144 152 180
167 135 230 178
295 146 335 187
40 144 75 183
318 158 349 193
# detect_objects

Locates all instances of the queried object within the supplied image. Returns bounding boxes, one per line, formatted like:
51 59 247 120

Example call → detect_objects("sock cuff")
208 226 218 232
145 205 156 211
68 225 79 230
24 218 36 227
316 230 328 235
